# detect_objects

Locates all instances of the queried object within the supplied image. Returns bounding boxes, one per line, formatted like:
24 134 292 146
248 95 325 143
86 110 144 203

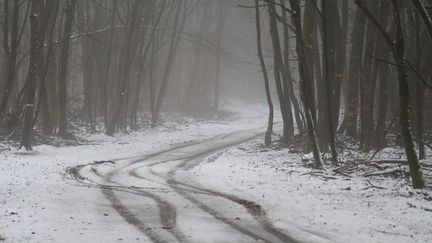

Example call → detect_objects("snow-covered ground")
1 101 431 243
189 140 432 243
0 101 268 243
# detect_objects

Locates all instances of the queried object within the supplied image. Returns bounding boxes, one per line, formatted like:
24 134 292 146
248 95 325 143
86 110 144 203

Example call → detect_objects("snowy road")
3 107 431 242
69 128 296 243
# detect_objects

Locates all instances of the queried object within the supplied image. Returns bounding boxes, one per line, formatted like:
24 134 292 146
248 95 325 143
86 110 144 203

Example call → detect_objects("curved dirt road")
68 128 296 243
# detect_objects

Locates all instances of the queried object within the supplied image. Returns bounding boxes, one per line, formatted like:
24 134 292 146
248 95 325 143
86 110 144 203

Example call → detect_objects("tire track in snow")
68 128 297 242
67 134 229 242
160 132 297 243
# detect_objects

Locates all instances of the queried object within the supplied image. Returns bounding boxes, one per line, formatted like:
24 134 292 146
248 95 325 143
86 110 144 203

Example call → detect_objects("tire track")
69 161 188 242
144 129 296 242
67 127 297 242
160 134 297 243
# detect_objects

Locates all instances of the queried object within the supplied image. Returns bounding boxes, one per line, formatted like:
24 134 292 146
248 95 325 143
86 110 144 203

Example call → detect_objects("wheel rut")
66 128 297 243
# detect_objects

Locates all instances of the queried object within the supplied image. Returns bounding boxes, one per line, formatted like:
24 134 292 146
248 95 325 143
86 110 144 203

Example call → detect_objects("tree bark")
255 0 274 146
0 0 20 121
279 0 304 135
321 0 338 165
354 0 425 189
20 0 41 150
288 0 323 168
213 0 225 113
152 0 186 125
339 6 366 137
268 2 294 143
57 0 78 138
106 0 145 135
411 0 432 41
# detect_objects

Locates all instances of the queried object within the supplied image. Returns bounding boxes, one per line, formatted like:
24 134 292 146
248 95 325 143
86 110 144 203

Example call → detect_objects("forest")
1 0 432 242
0 0 228 143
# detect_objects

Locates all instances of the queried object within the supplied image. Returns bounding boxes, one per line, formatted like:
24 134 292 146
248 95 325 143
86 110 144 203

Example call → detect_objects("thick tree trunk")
333 0 348 130
411 11 426 160
268 2 294 143
95 0 117 128
279 0 304 134
411 0 432 41
106 0 145 135
152 0 186 125
318 0 341 152
339 7 366 137
80 2 95 131
395 55 425 188
0 0 20 121
374 50 390 150
355 0 425 189
20 0 41 150
359 0 378 150
302 0 318 126
42 0 60 134
34 0 59 135
289 0 323 168
57 0 77 138
392 0 424 189
321 0 338 165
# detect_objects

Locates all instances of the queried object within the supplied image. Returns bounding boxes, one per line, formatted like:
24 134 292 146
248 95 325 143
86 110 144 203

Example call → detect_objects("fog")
0 0 287 150
1 1 432 242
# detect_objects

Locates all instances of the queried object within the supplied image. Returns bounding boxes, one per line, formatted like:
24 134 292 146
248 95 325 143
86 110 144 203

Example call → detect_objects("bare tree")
267 2 294 143
20 0 42 150
321 0 338 165
354 0 425 189
105 0 145 135
255 0 273 146
58 0 78 138
288 0 323 168
0 0 21 121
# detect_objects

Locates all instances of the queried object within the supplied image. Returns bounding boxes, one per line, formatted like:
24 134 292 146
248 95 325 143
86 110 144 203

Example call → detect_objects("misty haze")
1 0 432 242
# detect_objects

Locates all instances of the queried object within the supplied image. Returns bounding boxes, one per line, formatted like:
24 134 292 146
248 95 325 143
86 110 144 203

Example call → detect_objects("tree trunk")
339 6 366 137
411 0 432 41
152 0 186 125
80 2 95 131
34 0 59 135
255 0 273 146
20 0 41 150
321 0 338 165
106 0 145 135
354 0 425 189
302 0 318 126
0 0 20 121
213 0 225 113
359 0 380 150
57 0 77 138
279 0 304 135
392 0 425 189
268 2 294 143
289 0 323 168
374 49 390 150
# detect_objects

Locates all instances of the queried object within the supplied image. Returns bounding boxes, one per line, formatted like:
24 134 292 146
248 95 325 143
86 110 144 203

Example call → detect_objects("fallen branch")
300 172 337 180
364 168 404 177
369 160 408 165
332 167 352 177
362 180 387 190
